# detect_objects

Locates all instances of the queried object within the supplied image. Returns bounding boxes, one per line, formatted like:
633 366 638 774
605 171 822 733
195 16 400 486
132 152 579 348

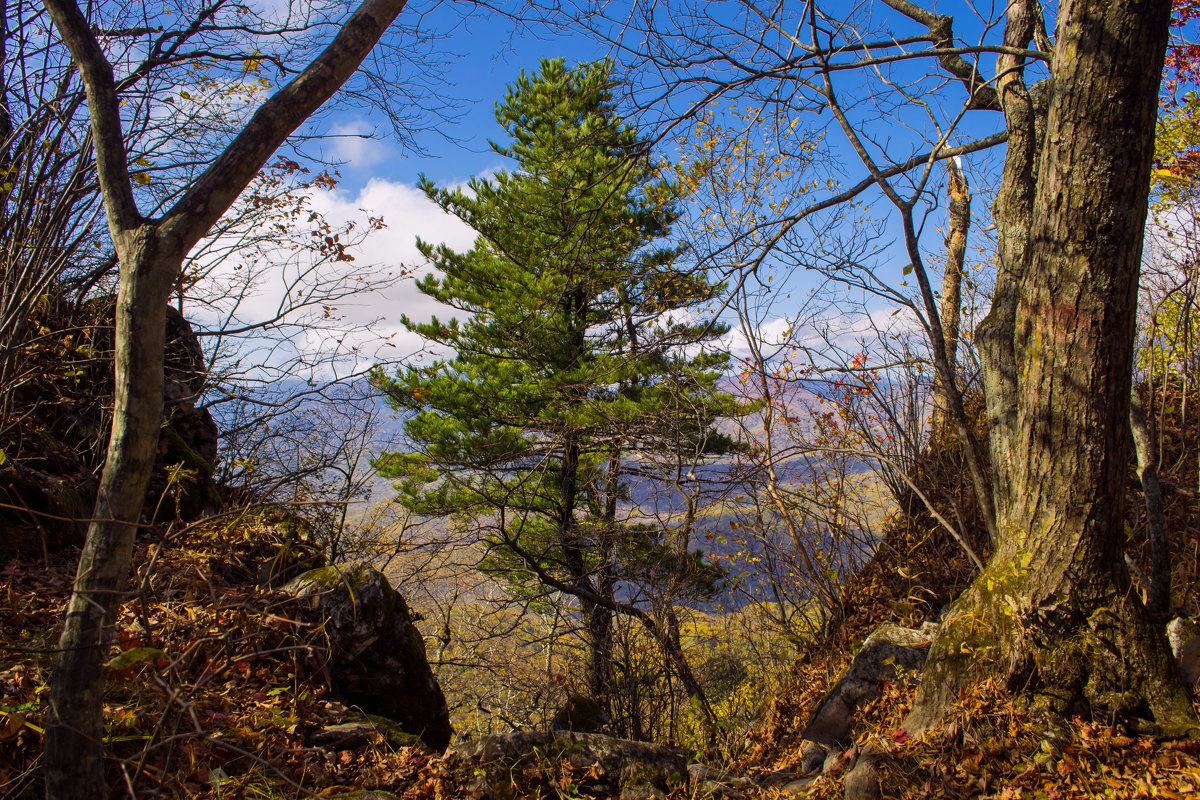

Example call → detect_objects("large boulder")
801 623 936 750
444 731 688 800
0 299 220 562
283 563 451 751
148 305 221 520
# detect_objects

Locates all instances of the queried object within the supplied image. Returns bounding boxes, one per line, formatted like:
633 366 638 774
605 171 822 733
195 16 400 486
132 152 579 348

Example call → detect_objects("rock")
800 741 830 775
151 306 221 521
694 779 748 799
842 747 882 800
753 768 803 788
0 464 92 560
310 714 423 751
284 564 451 751
71 299 221 523
780 776 819 796
686 763 755 798
1167 617 1200 685
311 721 376 750
550 693 609 733
161 306 219 466
801 624 935 748
445 730 687 800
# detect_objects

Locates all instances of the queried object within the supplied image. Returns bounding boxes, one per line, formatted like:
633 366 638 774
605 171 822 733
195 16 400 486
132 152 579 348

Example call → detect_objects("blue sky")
277 2 921 370
201 5 634 372
314 6 618 191
223 0 1186 378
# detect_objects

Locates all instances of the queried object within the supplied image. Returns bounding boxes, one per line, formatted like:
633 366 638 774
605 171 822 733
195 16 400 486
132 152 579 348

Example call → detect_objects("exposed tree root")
904 568 1199 740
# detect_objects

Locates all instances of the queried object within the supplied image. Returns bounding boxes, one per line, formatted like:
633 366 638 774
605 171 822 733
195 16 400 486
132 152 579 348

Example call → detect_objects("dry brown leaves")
0 518 439 799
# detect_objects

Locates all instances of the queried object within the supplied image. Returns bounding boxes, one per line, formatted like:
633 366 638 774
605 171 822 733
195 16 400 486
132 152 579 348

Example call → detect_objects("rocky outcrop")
444 731 688 800
0 463 92 561
0 300 221 562
147 304 221 521
76 299 220 522
283 563 451 751
802 623 936 749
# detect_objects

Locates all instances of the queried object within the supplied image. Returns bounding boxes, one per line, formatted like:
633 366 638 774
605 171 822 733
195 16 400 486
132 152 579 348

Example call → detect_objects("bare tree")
39 0 422 794
562 0 1197 734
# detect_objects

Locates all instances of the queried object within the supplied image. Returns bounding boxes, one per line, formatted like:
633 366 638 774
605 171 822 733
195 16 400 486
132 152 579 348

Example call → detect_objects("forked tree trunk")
40 1 410 796
910 0 1197 734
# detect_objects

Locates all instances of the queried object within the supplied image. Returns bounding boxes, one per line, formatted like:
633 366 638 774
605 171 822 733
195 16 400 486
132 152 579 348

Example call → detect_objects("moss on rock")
283 564 451 750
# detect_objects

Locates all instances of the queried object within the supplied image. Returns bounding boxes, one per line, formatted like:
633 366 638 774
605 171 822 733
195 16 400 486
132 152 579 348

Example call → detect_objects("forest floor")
0 509 1198 799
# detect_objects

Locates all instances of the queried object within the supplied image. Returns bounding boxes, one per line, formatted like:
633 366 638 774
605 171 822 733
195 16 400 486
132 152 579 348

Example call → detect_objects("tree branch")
41 0 143 238
162 0 409 253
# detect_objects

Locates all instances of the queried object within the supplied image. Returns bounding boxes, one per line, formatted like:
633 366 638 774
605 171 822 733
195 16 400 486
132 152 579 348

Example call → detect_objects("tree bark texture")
931 160 969 441
41 1 409 796
912 0 1197 734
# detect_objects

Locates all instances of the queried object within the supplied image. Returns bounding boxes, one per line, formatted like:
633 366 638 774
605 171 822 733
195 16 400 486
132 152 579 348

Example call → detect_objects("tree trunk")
45 231 173 800
912 0 1197 735
583 599 616 724
40 0 410 795
1130 385 1170 619
930 159 969 441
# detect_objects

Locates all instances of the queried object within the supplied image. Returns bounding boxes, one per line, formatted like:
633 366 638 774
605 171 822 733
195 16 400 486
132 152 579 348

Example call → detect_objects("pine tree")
374 58 740 729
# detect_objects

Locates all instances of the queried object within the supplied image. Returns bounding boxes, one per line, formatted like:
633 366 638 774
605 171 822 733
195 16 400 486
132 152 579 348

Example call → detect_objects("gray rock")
801 624 934 748
781 776 819 796
800 741 830 775
695 779 748 799
686 764 755 798
284 564 451 751
446 730 687 799
151 304 221 521
1168 617 1200 685
843 747 882 800
309 715 423 751
310 720 376 750
754 768 803 788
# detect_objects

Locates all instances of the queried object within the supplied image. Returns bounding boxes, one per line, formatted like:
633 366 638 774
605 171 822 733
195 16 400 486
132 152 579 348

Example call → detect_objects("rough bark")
41 1 410 797
911 0 1198 735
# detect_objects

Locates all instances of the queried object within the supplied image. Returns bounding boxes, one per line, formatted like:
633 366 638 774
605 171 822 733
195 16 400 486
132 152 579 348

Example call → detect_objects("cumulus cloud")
189 177 478 376
720 303 924 366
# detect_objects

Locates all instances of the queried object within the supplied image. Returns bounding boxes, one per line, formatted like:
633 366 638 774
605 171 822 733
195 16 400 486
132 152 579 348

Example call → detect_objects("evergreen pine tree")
374 58 740 730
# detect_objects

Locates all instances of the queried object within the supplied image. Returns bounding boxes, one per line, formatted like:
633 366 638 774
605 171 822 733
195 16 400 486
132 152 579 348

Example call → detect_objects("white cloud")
188 177 478 377
324 120 390 170
720 304 923 364
305 177 478 328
